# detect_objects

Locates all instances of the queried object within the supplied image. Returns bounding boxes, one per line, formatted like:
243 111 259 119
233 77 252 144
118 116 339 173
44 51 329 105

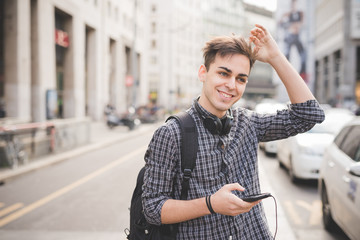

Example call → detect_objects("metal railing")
0 122 55 168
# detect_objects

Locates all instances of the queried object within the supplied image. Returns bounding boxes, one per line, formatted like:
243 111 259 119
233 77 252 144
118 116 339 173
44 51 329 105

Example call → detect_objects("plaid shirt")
143 99 325 240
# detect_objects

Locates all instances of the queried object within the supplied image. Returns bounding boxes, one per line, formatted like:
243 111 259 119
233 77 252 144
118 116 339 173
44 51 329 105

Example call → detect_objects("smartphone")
241 193 272 202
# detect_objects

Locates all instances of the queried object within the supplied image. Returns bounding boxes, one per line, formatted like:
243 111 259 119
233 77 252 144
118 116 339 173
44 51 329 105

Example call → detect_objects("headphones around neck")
194 99 233 135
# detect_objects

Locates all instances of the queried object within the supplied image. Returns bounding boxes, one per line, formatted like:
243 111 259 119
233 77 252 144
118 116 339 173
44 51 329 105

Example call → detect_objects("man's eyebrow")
218 66 248 78
238 73 248 78
219 66 232 73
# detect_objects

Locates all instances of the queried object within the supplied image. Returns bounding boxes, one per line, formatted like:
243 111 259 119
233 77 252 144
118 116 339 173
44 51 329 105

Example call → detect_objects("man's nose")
225 77 236 89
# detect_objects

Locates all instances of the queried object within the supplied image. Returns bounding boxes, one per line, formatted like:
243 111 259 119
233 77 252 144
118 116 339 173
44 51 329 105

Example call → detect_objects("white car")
277 108 355 182
255 100 287 155
319 117 360 240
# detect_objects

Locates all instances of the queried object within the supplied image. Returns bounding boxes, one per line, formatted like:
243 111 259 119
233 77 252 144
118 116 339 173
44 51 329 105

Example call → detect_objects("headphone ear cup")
204 117 222 135
221 117 232 135
214 118 223 135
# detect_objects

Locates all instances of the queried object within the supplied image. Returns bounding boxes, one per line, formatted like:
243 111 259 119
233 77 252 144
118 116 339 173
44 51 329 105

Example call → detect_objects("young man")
142 24 324 239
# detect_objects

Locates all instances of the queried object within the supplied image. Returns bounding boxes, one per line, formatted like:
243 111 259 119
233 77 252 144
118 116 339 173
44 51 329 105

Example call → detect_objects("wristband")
206 195 216 214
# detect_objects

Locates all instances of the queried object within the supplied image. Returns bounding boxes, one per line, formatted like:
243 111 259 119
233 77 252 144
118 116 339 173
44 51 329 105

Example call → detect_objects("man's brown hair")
202 36 256 71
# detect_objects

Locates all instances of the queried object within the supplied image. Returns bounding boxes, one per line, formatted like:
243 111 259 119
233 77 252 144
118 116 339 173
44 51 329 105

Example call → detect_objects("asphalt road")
0 129 153 240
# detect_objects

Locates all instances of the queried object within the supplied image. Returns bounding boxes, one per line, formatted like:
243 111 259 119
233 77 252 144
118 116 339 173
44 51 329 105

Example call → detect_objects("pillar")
4 0 31 121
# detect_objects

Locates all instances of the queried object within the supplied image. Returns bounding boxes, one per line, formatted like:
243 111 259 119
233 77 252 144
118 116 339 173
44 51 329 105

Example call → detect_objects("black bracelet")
206 195 216 214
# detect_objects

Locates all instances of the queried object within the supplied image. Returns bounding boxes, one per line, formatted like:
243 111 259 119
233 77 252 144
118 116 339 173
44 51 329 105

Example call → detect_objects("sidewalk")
0 120 296 240
0 121 158 182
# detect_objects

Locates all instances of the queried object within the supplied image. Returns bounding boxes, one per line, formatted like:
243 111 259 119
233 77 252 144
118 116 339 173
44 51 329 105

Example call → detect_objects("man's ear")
198 65 207 83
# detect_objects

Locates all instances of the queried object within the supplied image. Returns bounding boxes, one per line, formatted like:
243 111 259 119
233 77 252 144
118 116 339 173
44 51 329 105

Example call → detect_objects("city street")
0 126 154 240
0 125 352 240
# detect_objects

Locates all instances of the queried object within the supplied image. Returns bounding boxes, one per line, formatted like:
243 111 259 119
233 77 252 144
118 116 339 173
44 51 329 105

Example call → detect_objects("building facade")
314 0 360 107
0 0 148 123
144 0 203 111
144 0 276 110
243 3 277 102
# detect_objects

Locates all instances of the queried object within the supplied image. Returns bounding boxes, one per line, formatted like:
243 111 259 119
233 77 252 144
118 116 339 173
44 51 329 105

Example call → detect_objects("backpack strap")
166 112 198 200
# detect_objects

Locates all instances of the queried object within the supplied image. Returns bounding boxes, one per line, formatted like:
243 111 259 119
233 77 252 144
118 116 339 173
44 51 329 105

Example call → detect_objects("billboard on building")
276 0 311 82
275 0 314 101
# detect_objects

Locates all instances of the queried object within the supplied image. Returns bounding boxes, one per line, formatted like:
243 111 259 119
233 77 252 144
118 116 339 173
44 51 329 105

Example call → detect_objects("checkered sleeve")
142 123 179 225
255 99 325 142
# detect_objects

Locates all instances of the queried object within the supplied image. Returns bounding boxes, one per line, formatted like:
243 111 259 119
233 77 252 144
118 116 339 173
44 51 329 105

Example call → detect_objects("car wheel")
321 183 337 231
289 157 298 183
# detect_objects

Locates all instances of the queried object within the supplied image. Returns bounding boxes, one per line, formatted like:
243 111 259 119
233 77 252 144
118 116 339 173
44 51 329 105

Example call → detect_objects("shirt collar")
193 97 228 120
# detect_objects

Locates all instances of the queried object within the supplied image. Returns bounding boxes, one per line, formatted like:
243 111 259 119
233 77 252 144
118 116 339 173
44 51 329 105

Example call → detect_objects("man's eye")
219 72 228 77
237 78 247 84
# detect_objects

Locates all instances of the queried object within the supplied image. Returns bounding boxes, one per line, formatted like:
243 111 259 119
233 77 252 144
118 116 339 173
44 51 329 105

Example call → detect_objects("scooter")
105 107 140 130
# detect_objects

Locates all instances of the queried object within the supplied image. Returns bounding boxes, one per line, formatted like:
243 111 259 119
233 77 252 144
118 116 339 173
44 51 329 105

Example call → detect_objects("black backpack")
125 112 198 240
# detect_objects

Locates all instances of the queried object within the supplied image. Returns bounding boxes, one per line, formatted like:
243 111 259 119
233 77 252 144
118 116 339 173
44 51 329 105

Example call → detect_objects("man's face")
198 53 250 118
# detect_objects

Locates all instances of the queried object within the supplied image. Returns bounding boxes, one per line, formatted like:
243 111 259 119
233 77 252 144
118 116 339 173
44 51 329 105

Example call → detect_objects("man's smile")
218 90 233 99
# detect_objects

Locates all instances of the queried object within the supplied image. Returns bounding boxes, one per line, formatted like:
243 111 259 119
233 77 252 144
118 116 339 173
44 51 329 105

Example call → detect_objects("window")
115 7 118 21
339 126 360 161
323 56 329 99
334 50 341 89
151 22 156 33
354 146 360 162
108 2 111 17
334 126 351 148
151 39 156 49
151 4 156 12
315 60 320 98
150 56 157 64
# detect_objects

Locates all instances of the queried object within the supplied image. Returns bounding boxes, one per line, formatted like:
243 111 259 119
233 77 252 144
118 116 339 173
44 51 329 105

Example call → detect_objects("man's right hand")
211 183 261 216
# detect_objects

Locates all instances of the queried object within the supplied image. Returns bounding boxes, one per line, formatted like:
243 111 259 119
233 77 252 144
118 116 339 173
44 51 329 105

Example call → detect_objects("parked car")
277 108 355 182
319 117 360 240
255 100 287 155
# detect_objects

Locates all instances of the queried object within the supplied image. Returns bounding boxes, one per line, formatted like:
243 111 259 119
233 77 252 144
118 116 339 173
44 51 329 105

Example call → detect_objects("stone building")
145 0 276 110
314 0 360 107
0 0 148 123
0 0 148 160
243 3 277 102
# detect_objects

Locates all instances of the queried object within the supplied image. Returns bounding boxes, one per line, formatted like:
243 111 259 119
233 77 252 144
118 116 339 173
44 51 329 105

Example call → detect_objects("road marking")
296 200 322 225
0 203 24 218
284 200 303 225
0 146 147 227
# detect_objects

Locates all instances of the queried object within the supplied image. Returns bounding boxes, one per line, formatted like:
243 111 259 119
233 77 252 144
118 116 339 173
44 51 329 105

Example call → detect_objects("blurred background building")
314 0 360 108
0 0 148 123
243 3 277 103
145 0 203 111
